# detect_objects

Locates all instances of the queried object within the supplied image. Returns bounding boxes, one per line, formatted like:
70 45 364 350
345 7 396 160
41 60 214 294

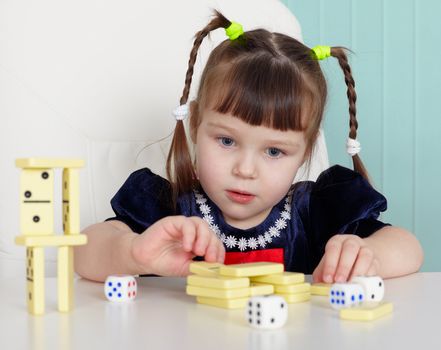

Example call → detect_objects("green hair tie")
311 45 331 60
225 22 244 41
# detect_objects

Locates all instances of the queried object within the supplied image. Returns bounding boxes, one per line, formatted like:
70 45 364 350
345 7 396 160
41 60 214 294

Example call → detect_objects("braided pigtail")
166 11 232 207
330 47 371 183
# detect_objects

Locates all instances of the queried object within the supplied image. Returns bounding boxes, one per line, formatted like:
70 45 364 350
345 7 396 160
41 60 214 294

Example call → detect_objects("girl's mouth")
226 190 255 204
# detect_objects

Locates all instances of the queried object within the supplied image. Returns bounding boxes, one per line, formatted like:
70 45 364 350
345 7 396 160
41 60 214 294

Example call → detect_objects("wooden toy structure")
15 158 87 315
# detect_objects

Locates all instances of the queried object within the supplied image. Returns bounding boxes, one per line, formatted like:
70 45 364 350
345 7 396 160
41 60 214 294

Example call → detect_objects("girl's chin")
222 211 269 229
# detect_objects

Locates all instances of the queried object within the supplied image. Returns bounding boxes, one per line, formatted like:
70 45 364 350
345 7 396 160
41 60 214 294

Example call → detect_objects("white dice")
351 276 384 302
329 283 365 309
104 275 137 302
246 295 288 329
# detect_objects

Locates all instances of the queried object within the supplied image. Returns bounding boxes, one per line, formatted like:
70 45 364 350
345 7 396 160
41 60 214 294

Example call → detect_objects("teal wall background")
282 0 441 271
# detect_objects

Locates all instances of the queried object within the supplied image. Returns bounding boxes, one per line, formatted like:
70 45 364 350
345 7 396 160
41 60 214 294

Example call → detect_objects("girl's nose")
232 152 257 179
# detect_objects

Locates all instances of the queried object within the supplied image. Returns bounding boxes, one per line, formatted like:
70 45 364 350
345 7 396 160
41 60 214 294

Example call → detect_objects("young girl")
75 11 423 283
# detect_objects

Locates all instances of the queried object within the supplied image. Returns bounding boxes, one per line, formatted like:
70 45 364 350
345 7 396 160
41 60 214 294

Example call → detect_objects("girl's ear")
189 100 200 143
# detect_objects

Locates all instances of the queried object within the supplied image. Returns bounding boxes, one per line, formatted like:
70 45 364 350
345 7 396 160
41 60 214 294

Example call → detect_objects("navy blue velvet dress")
106 165 389 273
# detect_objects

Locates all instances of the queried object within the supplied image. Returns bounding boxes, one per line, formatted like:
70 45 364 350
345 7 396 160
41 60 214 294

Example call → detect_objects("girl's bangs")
202 55 310 132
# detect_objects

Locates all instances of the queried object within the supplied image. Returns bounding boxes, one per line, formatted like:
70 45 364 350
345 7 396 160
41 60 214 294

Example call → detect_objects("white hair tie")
346 138 361 156
172 104 189 121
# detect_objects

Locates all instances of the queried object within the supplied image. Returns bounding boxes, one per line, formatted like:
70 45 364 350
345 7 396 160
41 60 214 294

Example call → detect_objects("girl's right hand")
130 216 225 277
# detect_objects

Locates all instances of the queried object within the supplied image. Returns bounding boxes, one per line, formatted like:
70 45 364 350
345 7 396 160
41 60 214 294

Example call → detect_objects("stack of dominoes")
186 261 309 308
310 282 332 296
251 271 311 303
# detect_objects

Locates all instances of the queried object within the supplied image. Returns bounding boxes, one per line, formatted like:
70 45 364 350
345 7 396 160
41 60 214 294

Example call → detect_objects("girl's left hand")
312 234 379 283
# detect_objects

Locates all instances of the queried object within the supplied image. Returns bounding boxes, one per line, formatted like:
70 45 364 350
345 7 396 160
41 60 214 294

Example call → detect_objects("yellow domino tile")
16 158 85 169
16 234 87 247
187 274 250 289
189 262 223 277
196 296 249 309
20 168 54 235
62 168 80 234
58 246 74 312
219 262 284 277
340 302 394 321
20 168 54 201
277 292 311 304
186 285 250 299
20 202 54 236
311 283 332 296
275 282 311 294
27 247 45 315
249 283 274 296
251 271 305 285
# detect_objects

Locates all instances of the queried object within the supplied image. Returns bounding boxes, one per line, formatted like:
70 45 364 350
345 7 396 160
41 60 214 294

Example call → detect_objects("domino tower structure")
15 158 87 315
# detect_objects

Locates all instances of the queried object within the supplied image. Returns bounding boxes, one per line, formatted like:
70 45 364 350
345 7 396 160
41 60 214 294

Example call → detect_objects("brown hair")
166 11 369 207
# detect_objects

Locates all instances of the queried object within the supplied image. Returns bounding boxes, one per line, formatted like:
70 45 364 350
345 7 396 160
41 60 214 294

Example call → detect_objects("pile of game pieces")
186 262 310 309
186 261 393 323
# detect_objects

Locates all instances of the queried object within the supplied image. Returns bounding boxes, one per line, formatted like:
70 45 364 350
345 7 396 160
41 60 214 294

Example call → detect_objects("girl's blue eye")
219 137 234 147
267 147 282 158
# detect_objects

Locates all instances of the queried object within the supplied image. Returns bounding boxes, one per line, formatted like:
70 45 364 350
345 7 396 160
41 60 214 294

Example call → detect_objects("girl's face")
194 109 307 230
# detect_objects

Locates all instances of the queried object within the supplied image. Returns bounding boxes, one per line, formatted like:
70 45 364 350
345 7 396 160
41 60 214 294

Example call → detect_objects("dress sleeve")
300 165 390 269
105 168 174 233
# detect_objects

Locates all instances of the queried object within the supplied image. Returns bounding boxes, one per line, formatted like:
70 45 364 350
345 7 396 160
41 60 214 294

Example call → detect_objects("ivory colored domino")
58 246 74 312
186 285 250 299
311 283 332 296
187 274 250 289
251 272 305 285
275 282 311 294
277 292 311 303
15 234 87 247
26 247 45 315
196 296 249 309
249 283 274 296
219 262 284 277
62 168 80 234
339 302 393 321
19 168 54 235
189 262 223 277
16 158 84 169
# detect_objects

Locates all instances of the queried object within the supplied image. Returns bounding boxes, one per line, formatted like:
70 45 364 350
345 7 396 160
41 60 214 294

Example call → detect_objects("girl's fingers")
205 226 225 262
189 217 224 260
205 234 221 262
217 243 226 263
159 215 224 264
349 246 374 279
181 219 198 252
334 238 360 282
321 238 343 283
191 219 212 256
366 258 379 276
312 257 325 283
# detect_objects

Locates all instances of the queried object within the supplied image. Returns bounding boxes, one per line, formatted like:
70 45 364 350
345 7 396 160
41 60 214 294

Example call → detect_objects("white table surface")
0 273 440 350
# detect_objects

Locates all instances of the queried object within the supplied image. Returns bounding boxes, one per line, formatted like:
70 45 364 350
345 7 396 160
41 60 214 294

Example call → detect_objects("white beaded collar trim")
194 189 293 251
